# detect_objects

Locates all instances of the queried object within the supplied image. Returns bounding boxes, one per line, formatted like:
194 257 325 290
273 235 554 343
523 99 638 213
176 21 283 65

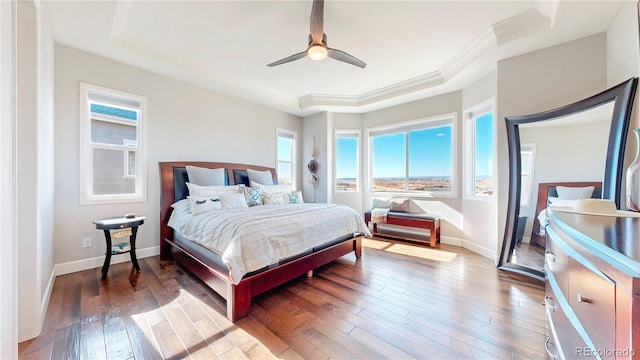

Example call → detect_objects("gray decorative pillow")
247 169 274 185
242 187 262 206
186 166 226 186
390 197 410 212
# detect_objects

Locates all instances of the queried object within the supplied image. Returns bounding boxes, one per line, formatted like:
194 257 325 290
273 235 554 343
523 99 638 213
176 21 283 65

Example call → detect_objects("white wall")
302 112 331 203
54 45 301 269
461 71 498 258
496 33 608 257
37 0 55 326
0 0 16 356
16 0 55 342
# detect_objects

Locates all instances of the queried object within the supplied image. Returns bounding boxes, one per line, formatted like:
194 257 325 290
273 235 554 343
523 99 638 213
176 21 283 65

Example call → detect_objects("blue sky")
336 113 494 179
475 112 493 177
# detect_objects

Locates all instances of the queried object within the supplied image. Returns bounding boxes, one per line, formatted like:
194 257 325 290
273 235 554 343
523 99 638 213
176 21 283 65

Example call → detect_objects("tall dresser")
545 209 640 359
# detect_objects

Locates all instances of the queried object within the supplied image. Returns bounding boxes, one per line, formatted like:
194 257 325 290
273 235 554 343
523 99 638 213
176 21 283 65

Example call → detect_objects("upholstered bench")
364 211 441 247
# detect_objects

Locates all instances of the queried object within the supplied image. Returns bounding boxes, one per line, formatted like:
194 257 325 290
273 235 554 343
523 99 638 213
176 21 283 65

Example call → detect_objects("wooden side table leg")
101 229 112 280
129 226 141 273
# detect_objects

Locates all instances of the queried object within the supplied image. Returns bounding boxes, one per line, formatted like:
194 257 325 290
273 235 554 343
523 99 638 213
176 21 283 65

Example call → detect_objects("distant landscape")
336 176 493 194
336 177 452 192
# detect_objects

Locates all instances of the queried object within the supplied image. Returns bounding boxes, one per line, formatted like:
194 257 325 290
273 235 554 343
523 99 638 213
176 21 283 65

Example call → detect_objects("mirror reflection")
499 77 637 281
509 102 614 271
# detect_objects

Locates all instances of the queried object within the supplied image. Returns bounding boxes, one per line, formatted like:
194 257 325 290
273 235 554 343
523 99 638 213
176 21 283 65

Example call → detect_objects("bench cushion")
365 210 439 221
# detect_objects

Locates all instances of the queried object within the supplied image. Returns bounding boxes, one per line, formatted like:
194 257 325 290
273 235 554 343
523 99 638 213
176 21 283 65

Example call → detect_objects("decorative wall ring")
307 159 318 173
309 174 319 187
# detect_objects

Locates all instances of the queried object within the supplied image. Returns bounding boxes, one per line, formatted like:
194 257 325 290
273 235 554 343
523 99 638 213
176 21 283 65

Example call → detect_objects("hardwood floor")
19 238 546 359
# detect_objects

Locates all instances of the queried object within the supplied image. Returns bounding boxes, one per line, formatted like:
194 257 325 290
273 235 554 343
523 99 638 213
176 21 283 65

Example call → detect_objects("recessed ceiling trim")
492 8 552 45
440 28 496 80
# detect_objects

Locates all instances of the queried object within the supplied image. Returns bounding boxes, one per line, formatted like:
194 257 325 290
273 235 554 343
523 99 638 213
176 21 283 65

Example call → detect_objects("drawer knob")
545 250 556 263
577 294 592 304
543 294 556 312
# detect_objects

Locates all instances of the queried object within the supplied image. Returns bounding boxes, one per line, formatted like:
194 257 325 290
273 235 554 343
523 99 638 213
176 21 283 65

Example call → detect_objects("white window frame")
334 129 361 193
463 98 496 201
79 82 147 205
520 143 536 207
366 113 457 198
276 128 297 189
122 139 137 179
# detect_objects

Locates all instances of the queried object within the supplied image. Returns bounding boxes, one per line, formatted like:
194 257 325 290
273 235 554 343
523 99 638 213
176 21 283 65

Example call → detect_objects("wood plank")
50 324 80 360
18 239 547 360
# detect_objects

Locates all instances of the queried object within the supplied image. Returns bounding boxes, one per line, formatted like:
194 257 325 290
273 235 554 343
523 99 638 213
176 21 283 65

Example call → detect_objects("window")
79 83 147 204
464 100 495 198
276 129 296 187
369 115 455 194
335 130 360 192
520 143 536 207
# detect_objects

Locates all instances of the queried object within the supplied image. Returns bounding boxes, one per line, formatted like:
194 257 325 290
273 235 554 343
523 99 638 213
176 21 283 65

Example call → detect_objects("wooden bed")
159 161 363 322
530 181 602 247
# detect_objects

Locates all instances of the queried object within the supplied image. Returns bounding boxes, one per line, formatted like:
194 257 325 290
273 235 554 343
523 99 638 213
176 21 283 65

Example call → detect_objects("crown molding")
109 2 555 116
491 7 552 45
299 4 553 112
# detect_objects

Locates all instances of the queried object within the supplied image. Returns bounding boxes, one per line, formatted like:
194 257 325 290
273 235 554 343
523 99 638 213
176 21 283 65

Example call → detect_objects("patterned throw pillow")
262 192 287 205
287 191 304 204
242 187 262 206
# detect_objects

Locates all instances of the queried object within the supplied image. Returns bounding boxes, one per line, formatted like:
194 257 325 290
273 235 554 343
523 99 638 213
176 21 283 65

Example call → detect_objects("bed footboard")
167 235 362 322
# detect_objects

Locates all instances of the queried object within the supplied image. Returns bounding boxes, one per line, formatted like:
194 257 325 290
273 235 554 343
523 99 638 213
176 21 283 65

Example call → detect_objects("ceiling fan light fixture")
307 44 327 61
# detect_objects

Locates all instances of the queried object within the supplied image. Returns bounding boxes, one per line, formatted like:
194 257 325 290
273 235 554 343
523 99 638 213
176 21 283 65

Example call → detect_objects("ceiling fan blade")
327 48 366 68
267 51 308 67
310 0 324 44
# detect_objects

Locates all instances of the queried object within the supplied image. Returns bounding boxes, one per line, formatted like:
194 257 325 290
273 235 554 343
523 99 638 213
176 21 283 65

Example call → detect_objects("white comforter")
168 202 371 284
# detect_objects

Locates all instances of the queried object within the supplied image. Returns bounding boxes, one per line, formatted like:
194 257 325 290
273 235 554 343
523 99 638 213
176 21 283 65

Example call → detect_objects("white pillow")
187 182 241 197
188 196 222 215
548 197 578 208
171 198 191 211
185 166 226 186
556 186 595 200
218 191 249 209
247 169 274 185
371 197 391 209
250 181 292 194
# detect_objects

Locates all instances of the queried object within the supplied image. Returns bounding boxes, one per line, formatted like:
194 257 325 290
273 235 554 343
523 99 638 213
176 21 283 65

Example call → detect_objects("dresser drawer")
545 231 569 298
568 257 616 355
545 285 588 359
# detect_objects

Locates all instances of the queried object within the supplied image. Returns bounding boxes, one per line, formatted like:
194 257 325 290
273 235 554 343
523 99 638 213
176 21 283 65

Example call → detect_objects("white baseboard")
440 236 494 259
441 236 463 247
40 270 56 327
54 246 160 277
460 239 495 260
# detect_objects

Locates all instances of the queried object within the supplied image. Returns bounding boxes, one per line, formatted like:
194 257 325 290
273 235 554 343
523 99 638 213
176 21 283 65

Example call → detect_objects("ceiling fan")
267 0 366 68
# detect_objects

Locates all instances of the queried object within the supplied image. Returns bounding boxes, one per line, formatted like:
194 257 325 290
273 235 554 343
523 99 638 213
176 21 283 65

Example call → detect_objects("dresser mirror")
498 78 638 281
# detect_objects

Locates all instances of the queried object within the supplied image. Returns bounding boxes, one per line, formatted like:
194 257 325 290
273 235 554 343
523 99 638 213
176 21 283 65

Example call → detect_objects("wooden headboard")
158 161 277 260
531 181 602 246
